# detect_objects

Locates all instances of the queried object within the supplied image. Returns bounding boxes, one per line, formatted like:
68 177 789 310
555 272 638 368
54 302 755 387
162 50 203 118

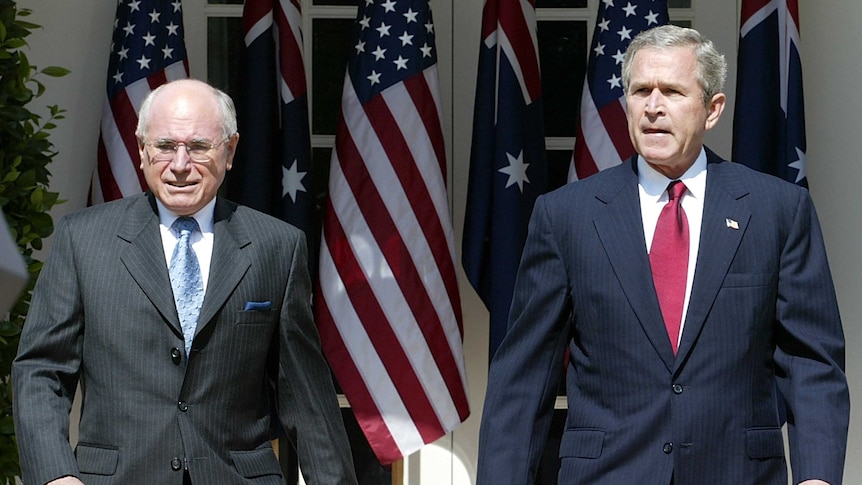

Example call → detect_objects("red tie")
649 181 689 354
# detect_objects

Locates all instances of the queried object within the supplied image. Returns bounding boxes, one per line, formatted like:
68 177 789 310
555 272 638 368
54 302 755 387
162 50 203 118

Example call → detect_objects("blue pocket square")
244 301 272 311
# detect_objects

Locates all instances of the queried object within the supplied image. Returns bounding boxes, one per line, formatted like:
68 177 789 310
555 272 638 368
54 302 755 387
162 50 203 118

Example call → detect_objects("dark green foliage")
0 1 68 482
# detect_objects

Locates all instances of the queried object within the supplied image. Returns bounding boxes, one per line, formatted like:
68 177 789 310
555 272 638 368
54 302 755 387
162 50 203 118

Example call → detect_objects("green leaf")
40 66 69 77
29 187 42 204
0 4 64 479
4 38 24 49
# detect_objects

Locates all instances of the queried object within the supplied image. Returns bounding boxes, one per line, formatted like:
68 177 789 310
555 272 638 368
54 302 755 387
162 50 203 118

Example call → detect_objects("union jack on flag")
91 0 189 204
732 0 807 187
568 0 668 181
314 0 469 465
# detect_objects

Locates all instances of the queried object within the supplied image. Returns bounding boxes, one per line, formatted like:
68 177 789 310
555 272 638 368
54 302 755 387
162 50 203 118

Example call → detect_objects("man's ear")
137 137 146 169
224 132 239 171
704 92 726 131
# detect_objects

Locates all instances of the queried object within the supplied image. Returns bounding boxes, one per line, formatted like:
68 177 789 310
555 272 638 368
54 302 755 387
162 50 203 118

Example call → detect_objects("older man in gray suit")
13 79 357 485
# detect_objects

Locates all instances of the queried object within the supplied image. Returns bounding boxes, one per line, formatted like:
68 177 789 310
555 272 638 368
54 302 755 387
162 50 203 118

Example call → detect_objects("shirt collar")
637 148 707 202
155 197 216 234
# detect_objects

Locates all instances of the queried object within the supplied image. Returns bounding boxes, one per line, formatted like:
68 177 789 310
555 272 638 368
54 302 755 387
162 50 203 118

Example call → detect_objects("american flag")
732 0 807 187
228 0 314 231
91 0 189 204
314 0 469 465
461 0 547 360
568 0 668 181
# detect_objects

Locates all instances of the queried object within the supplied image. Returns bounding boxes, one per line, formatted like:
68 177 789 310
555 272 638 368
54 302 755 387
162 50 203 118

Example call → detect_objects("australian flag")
733 0 808 187
229 0 314 230
462 0 548 360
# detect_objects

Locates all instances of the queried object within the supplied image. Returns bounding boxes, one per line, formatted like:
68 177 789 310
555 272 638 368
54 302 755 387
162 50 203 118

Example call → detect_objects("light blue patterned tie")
169 217 204 360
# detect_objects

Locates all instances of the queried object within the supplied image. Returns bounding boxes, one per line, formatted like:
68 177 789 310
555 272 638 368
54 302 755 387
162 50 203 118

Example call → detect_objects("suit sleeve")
773 190 849 484
477 195 573 485
12 218 83 484
275 232 358 485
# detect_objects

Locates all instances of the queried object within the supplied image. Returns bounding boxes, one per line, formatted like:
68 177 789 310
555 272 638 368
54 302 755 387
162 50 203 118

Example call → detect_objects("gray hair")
621 24 727 105
136 79 237 140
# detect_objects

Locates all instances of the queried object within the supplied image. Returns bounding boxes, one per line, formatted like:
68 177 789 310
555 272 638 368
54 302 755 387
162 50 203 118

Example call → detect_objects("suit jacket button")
178 401 188 412
663 443 673 454
672 384 683 394
171 348 182 365
171 457 182 471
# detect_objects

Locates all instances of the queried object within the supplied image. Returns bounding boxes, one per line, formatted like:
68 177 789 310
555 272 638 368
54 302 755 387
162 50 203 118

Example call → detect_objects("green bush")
0 1 69 482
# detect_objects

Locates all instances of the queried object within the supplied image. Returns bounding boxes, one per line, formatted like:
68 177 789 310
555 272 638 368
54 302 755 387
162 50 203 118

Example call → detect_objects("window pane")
312 18 354 135
207 17 243 95
538 20 587 138
536 0 588 7
307 147 333 265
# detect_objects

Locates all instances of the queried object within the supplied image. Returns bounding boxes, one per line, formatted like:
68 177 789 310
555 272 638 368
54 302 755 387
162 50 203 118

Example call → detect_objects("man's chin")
159 194 202 216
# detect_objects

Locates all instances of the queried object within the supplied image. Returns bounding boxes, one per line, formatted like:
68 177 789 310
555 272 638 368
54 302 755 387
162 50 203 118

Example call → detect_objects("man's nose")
645 89 664 114
169 145 193 169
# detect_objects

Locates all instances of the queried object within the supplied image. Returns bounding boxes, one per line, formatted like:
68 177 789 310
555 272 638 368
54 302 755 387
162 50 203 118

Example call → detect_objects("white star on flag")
282 159 307 202
788 147 807 183
499 150 531 192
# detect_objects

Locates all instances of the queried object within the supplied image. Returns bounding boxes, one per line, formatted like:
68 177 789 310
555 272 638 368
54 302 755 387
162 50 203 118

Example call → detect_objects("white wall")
14 0 861 483
799 1 862 477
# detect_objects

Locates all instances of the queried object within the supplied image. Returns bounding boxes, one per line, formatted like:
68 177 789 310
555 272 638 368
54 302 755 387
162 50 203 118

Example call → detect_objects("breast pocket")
236 308 279 325
722 272 774 288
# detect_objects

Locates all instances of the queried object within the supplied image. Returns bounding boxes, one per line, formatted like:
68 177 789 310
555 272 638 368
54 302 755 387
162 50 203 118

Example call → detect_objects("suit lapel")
592 159 677 371
196 199 251 335
674 154 751 370
119 194 182 334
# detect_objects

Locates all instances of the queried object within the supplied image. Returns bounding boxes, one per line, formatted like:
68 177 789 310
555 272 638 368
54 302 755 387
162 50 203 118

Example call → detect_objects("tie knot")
172 216 199 236
667 180 687 201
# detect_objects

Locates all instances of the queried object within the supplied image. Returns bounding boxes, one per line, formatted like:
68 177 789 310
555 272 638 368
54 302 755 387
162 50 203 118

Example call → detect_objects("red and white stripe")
569 84 633 182
91 60 188 204
316 65 469 464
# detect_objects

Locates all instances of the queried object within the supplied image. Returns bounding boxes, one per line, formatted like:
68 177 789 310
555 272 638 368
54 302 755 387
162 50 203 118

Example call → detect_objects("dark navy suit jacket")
477 150 849 485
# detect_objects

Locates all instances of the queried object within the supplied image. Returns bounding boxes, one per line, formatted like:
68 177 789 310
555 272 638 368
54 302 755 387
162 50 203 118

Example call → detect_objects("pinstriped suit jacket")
476 150 849 485
13 194 357 485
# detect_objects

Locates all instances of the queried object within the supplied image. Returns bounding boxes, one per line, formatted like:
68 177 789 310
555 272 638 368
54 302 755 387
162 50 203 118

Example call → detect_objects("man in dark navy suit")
477 25 848 485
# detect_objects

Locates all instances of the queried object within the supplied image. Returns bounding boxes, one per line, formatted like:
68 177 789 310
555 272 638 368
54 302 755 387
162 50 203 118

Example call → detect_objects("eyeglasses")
144 137 230 162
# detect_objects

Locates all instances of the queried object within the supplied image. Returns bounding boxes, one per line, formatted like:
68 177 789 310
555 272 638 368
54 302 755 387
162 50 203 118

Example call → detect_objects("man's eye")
187 143 210 153
155 142 177 151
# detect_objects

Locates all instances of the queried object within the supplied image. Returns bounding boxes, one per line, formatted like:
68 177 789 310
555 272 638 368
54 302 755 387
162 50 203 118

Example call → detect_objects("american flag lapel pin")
726 218 739 230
